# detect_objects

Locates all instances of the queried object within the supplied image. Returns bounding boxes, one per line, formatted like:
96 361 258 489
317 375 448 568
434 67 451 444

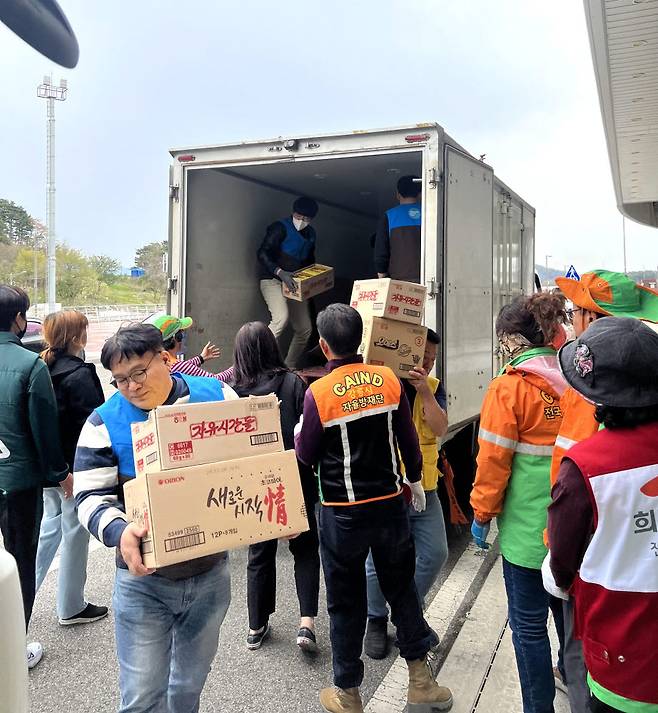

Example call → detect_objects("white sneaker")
27 642 43 670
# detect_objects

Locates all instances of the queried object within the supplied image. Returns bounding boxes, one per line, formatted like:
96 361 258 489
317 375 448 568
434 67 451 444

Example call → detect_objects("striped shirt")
171 356 234 383
73 375 237 548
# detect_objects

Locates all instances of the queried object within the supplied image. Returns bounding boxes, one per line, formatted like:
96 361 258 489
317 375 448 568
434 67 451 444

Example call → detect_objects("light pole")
545 255 552 286
37 75 68 312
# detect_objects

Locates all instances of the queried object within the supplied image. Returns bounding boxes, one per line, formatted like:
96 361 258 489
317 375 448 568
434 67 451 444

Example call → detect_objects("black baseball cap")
559 316 658 408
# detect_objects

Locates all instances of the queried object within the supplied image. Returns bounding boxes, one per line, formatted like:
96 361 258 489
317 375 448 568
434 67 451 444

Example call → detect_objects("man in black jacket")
0 285 69 669
257 196 319 368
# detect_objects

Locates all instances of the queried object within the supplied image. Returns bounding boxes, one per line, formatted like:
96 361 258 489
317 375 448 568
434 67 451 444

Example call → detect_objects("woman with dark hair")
231 321 320 653
36 310 108 626
469 293 569 713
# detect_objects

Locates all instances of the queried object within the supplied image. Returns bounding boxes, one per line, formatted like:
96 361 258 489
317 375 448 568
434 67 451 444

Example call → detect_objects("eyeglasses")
110 353 157 389
566 307 583 322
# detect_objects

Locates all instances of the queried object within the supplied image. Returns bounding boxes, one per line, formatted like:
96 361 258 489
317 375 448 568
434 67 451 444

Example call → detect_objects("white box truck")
167 123 535 495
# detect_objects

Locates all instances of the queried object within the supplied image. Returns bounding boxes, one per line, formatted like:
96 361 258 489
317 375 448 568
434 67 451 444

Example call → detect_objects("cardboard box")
282 263 335 301
350 278 427 325
360 317 427 378
124 450 309 568
131 395 283 475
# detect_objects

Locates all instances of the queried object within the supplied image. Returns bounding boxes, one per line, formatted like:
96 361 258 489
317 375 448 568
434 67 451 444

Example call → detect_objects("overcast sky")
1 0 656 273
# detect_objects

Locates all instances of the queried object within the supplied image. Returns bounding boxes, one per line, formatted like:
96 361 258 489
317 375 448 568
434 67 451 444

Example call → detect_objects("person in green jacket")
0 285 69 670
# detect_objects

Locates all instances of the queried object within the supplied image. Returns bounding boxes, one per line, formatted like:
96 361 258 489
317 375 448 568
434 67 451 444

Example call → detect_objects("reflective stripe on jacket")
470 347 567 569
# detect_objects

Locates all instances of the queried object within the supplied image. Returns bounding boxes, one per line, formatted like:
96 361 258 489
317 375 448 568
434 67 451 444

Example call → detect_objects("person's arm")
407 369 448 438
28 360 68 483
374 214 390 277
392 386 422 483
256 222 286 278
294 388 323 469
73 411 126 547
548 458 594 590
173 357 232 385
470 379 518 523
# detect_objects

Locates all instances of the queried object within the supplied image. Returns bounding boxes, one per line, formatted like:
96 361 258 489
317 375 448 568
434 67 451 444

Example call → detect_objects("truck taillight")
177 154 196 162
405 134 430 143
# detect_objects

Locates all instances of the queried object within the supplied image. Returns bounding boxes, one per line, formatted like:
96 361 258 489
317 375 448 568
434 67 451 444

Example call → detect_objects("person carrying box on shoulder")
295 304 453 713
257 196 319 368
73 323 236 713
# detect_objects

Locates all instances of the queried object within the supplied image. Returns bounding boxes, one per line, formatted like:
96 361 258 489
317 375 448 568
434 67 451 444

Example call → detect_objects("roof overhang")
584 0 658 228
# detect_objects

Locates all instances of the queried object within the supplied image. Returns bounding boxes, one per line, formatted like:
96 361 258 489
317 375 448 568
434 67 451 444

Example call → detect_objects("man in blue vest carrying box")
74 323 237 713
257 196 319 368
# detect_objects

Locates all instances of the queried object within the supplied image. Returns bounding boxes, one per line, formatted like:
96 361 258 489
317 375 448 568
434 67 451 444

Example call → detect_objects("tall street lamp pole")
37 75 68 313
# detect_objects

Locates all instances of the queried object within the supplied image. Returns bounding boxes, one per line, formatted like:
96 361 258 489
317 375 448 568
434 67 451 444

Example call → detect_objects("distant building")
130 267 145 279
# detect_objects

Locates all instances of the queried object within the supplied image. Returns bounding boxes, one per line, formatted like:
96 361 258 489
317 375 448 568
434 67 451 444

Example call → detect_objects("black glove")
277 269 297 293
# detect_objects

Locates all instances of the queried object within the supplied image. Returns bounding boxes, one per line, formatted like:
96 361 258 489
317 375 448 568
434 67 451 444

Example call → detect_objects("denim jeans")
113 555 231 713
366 489 448 619
260 278 312 368
35 488 90 619
319 495 433 689
502 557 555 713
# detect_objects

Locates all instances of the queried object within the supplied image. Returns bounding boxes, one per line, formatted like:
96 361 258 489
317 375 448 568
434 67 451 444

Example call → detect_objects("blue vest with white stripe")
97 373 224 478
386 203 421 234
278 216 315 262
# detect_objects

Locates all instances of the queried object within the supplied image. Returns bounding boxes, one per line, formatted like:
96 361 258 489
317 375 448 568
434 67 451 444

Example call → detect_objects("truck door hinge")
167 276 178 293
169 185 180 202
426 277 441 299
428 168 441 189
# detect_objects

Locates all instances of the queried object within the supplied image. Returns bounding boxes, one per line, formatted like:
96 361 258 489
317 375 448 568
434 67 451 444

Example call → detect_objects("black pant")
0 486 43 628
247 500 320 629
590 696 623 712
319 495 432 689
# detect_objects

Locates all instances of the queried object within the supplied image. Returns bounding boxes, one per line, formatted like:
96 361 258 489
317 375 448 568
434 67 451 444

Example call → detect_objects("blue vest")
278 216 315 262
386 203 422 234
96 374 225 478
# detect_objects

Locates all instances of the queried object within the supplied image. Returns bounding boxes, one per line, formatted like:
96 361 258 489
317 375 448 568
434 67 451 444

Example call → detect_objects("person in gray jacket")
0 285 70 669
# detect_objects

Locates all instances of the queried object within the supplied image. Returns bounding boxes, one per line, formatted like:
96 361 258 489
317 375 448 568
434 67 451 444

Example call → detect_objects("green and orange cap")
143 312 193 340
555 269 658 323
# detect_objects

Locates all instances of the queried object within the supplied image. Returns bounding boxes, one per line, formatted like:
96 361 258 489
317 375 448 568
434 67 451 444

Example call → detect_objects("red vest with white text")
568 422 658 705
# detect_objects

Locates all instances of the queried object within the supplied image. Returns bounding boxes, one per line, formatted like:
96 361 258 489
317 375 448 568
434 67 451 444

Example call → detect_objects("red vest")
568 422 658 705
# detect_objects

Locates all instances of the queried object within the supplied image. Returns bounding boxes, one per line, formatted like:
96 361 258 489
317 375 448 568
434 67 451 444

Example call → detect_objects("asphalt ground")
28 516 470 713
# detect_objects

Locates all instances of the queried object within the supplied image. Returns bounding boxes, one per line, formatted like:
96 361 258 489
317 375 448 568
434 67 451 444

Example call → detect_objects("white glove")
541 552 569 601
407 480 427 512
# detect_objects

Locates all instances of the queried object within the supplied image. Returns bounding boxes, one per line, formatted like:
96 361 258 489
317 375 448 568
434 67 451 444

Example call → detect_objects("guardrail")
29 304 166 322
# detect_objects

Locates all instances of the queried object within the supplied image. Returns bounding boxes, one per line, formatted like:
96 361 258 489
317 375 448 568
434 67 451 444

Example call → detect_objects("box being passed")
360 317 427 378
282 263 334 302
350 278 427 325
124 450 309 568
131 394 283 475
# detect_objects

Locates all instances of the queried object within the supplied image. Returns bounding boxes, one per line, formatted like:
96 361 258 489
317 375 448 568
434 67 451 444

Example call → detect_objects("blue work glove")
471 519 491 550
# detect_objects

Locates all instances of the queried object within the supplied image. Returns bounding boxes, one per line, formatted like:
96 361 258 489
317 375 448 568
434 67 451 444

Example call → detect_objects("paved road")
28 518 470 712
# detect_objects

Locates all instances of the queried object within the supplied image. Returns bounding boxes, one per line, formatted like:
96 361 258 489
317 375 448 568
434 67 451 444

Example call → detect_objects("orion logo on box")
374 337 399 350
158 476 185 486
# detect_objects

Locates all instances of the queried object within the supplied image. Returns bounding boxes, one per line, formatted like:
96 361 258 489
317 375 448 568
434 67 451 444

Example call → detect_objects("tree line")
0 198 166 304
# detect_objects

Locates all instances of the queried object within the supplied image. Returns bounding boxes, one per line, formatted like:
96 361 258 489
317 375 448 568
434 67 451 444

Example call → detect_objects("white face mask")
293 217 310 231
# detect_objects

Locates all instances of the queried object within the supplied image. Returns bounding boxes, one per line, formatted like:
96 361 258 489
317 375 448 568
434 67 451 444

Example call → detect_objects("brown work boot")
407 657 453 711
319 686 364 713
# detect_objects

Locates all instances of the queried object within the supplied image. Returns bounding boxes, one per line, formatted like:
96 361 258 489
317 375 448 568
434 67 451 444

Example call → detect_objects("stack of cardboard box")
350 278 428 378
124 395 308 569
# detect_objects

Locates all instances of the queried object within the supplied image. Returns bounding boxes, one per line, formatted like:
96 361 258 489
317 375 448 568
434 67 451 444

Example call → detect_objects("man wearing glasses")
73 323 237 713
545 270 658 713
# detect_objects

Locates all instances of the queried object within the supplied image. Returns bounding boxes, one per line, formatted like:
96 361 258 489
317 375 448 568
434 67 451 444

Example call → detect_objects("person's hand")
277 269 297 293
281 533 300 541
60 473 74 499
120 523 155 577
407 366 432 396
471 519 491 550
200 342 221 361
408 480 427 512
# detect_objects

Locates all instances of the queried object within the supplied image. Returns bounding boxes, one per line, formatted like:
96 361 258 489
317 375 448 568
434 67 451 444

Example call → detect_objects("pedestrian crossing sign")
565 265 580 280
